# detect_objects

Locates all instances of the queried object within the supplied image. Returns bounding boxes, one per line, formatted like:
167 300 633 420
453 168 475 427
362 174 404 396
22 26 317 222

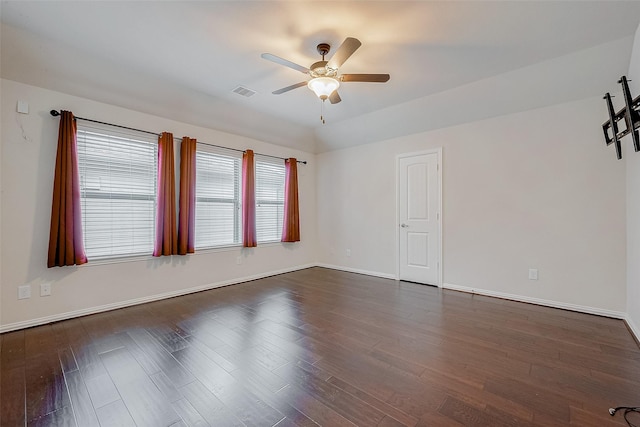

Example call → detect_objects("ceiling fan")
261 37 390 107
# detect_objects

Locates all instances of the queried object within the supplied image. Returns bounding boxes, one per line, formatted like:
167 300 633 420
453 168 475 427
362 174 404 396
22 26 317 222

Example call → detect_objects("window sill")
83 253 155 267
81 241 288 267
257 240 282 246
193 243 242 254
195 241 283 253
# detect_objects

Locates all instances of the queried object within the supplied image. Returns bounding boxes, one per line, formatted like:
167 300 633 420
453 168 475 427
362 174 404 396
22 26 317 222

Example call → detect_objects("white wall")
1 51 635 331
315 37 634 152
0 79 317 331
0 77 3 326
627 24 640 337
317 95 626 314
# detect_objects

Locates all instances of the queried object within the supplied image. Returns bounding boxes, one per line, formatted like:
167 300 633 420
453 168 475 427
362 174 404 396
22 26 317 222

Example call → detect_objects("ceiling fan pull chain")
320 99 326 124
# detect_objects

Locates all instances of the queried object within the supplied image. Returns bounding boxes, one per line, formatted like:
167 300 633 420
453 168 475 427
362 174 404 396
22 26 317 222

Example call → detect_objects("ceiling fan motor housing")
310 60 337 78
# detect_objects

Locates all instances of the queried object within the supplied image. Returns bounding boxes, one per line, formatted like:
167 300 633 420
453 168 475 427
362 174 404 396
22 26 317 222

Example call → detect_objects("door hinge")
437 163 439 171
437 212 440 221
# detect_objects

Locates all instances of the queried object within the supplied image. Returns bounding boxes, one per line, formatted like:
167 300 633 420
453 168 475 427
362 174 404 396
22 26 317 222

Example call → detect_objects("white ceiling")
2 1 640 153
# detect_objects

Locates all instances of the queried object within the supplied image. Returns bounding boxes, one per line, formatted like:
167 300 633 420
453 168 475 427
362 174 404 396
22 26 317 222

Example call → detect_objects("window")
77 123 157 259
195 147 242 248
255 156 285 243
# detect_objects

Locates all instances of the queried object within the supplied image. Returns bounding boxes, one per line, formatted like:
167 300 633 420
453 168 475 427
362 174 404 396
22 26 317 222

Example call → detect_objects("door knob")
400 223 408 228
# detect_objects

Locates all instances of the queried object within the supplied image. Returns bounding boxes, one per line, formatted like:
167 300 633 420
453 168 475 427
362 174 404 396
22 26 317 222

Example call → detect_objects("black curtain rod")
50 109 159 136
50 110 307 164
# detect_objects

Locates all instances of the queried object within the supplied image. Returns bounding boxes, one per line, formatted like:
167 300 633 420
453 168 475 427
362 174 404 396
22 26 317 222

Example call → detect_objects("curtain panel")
47 110 88 267
242 149 257 247
281 158 300 242
153 132 177 256
178 137 197 255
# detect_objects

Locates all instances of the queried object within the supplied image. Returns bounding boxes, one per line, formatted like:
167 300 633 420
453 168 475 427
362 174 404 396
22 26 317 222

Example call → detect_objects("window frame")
194 146 243 250
76 122 158 260
254 155 286 244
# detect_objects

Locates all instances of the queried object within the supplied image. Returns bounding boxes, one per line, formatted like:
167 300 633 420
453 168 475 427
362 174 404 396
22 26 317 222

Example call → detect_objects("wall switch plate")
40 283 52 297
346 249 351 257
236 256 242 265
17 100 29 114
528 268 539 280
18 285 31 300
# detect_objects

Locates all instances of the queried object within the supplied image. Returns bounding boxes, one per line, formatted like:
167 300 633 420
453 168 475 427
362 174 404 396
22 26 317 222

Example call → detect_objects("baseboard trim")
314 263 397 280
442 282 626 319
624 315 640 347
0 263 315 334
1 265 630 333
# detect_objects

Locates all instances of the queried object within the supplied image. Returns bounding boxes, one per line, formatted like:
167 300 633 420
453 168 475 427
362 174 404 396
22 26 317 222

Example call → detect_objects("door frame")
396 148 443 287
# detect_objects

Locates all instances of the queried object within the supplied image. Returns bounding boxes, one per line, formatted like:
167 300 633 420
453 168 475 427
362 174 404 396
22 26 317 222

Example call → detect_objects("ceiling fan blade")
329 91 341 104
340 74 390 83
272 81 308 95
327 37 361 69
261 53 309 74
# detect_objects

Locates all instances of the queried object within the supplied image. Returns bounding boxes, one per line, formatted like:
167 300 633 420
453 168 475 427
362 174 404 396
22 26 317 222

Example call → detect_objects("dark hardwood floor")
2 267 640 426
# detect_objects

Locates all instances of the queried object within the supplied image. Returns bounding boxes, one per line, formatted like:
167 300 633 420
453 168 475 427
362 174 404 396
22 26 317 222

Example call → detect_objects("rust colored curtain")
47 111 88 267
153 132 177 257
281 158 300 242
178 137 196 255
242 149 257 247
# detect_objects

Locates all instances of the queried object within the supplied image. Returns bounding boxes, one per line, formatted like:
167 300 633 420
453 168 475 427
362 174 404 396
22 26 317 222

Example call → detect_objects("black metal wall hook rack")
603 76 640 160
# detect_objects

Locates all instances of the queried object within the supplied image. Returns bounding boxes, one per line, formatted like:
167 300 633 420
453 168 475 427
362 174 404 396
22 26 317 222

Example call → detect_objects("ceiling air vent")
232 86 257 98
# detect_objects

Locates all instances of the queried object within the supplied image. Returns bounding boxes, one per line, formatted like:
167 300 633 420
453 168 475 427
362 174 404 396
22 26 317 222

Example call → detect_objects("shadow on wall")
25 110 67 284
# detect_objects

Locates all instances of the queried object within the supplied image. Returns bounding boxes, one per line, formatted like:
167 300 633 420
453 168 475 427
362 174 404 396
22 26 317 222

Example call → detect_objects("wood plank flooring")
2 267 640 426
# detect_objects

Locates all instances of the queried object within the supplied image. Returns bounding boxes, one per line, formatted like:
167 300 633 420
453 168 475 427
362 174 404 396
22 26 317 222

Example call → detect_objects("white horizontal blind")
195 147 242 248
76 123 157 259
255 156 285 243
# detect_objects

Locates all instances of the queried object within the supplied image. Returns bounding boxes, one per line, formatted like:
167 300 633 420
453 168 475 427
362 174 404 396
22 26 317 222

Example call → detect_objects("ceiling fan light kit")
261 37 390 123
307 77 340 100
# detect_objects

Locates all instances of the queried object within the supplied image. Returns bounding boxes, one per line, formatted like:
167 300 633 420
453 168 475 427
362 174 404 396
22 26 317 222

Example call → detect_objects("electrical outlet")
40 283 52 297
236 256 242 265
346 249 351 257
528 268 539 280
18 285 31 300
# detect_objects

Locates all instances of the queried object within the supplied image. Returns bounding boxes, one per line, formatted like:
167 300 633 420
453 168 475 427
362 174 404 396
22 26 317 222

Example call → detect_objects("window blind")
76 123 158 259
255 156 285 243
195 147 242 248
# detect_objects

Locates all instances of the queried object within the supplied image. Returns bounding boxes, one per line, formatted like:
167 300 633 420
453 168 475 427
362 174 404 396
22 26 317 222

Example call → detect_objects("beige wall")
0 79 317 331
317 96 627 314
627 23 640 337
1 51 635 331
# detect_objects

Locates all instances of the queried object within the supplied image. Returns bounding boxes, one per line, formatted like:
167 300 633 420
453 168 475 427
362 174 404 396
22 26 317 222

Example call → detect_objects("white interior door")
398 152 440 285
